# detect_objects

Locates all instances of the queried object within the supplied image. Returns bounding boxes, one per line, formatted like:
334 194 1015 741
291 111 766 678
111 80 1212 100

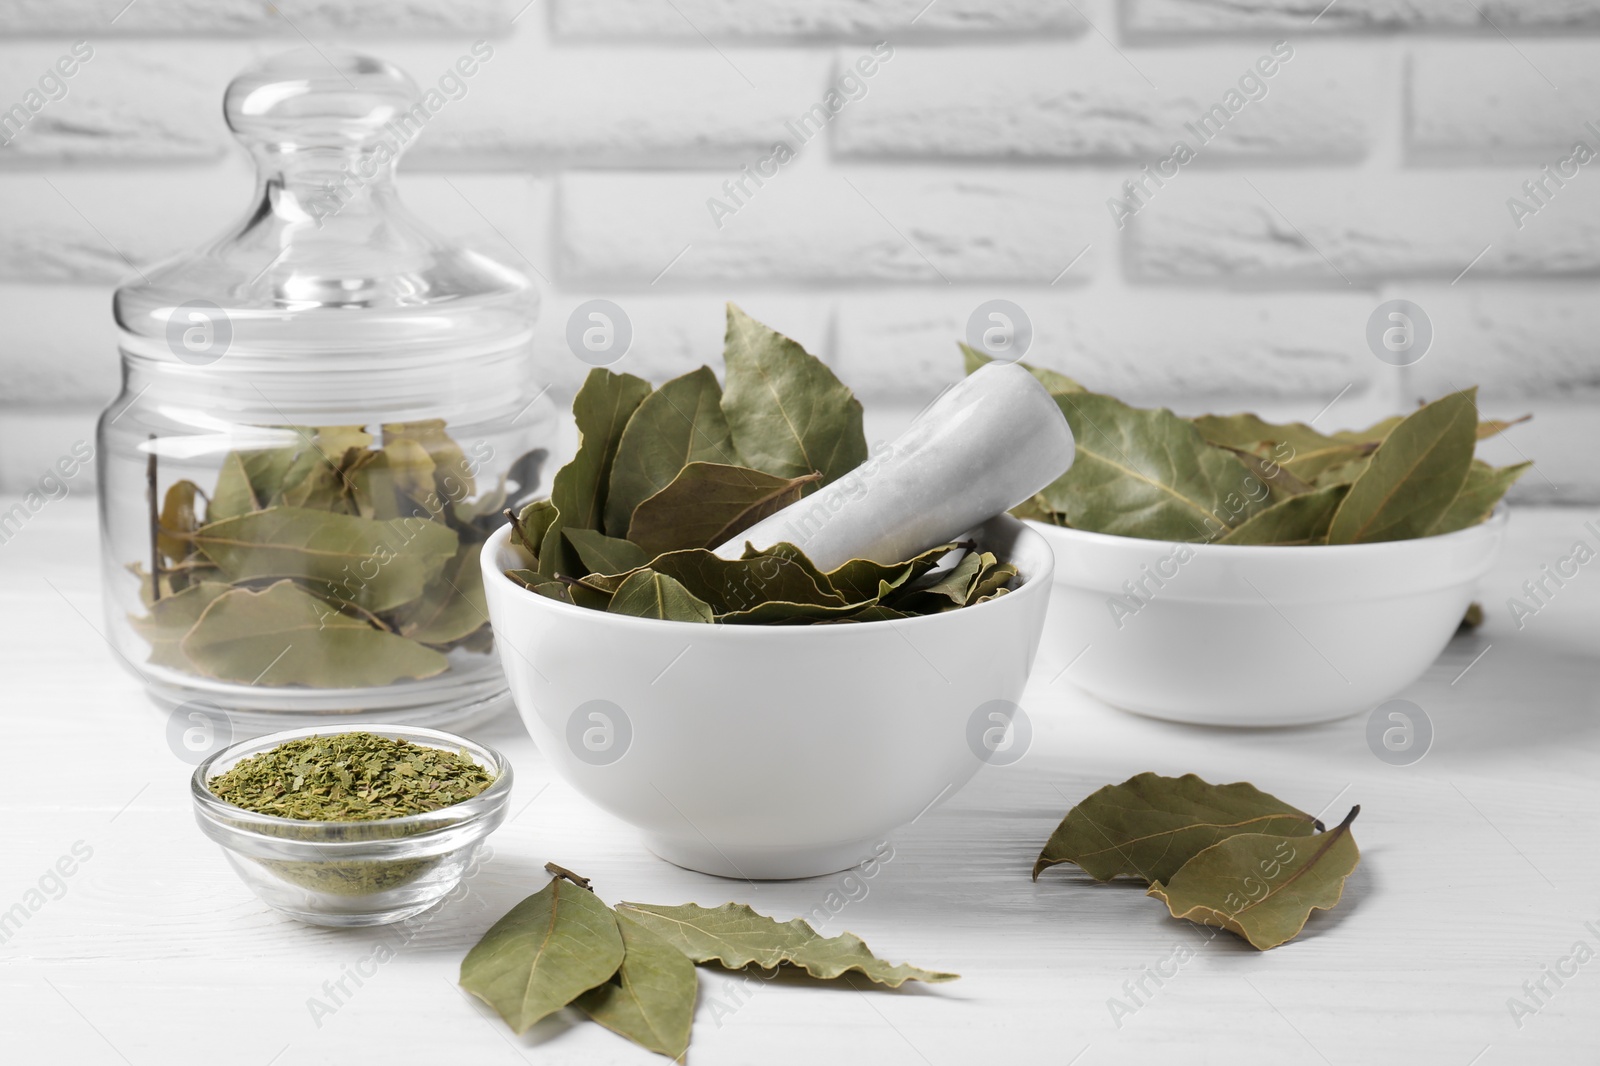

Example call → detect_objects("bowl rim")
480 513 1054 635
1025 503 1508 555
191 724 513 839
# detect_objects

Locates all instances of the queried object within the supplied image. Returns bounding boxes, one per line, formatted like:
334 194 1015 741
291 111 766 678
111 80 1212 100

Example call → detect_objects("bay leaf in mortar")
509 498 558 562
717 597 875 625
575 910 697 1062
604 365 736 537
633 548 844 614
1147 806 1361 950
616 902 958 988
564 527 650 577
721 302 866 485
606 570 715 623
1043 392 1266 542
542 368 654 576
822 545 958 604
962 344 1084 395
460 876 625 1034
1331 414 1405 445
1326 388 1477 544
627 462 818 558
181 580 448 686
191 506 458 614
1033 772 1324 884
1219 483 1350 546
1426 460 1530 537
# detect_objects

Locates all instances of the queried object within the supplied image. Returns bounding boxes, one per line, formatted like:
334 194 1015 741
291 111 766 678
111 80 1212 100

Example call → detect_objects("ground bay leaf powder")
209 732 493 821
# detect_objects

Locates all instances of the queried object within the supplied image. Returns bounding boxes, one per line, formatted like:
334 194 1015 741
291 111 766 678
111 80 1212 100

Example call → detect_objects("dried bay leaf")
823 545 957 603
616 902 958 988
1476 414 1531 439
180 580 448 686
460 875 626 1035
383 418 475 500
509 498 558 563
543 369 654 576
1147 807 1362 950
1219 484 1350 546
1425 460 1530 537
717 597 874 625
158 479 203 562
962 345 1083 395
575 911 697 1061
389 542 488 647
721 302 866 485
605 365 737 537
208 446 298 522
191 506 458 614
1033 772 1323 885
1326 389 1478 544
564 527 650 577
129 580 231 669
1044 392 1266 542
640 549 844 614
627 462 819 559
607 570 715 623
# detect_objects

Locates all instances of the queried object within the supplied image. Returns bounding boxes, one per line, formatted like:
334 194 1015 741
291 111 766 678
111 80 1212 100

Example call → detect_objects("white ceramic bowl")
482 516 1052 879
1029 510 1508 726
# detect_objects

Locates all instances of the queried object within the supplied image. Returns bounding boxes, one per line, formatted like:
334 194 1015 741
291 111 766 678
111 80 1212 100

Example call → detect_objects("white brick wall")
0 0 1593 503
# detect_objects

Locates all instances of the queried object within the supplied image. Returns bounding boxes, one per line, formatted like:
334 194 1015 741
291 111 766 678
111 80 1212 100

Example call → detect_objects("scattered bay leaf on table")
1033 772 1324 884
616 902 958 988
720 302 866 485
180 580 448 686
129 580 232 669
1147 806 1362 950
606 570 715 623
1326 388 1478 545
460 876 626 1034
190 506 458 614
158 479 203 562
542 368 654 577
564 527 650 577
1043 392 1266 541
1425 460 1530 537
388 542 488 647
1219 484 1350 546
605 365 737 537
962 345 1084 395
575 910 697 1061
627 462 818 559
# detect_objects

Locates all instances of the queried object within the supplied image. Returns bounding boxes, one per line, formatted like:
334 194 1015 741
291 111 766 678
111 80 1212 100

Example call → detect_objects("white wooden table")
5 499 1597 1065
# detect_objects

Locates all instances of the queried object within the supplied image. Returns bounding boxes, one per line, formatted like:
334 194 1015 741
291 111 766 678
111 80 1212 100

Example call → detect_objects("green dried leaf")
1326 389 1478 544
605 365 737 536
1476 414 1531 440
1425 460 1530 536
180 580 448 686
627 462 819 559
607 570 715 623
564 527 650 577
575 911 697 1061
717 597 874 625
616 902 958 988
388 543 488 647
1148 807 1362 950
1033 772 1324 884
543 369 654 576
509 498 558 562
1219 484 1350 546
1043 392 1266 542
642 548 844 614
821 544 959 604
383 418 476 500
158 479 203 562
208 446 298 522
129 580 231 669
720 303 866 485
190 506 459 614
460 876 626 1035
1331 414 1405 445
962 345 1083 395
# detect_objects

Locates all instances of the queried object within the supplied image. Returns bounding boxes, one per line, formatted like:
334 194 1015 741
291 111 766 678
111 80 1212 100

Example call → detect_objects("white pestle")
713 361 1075 570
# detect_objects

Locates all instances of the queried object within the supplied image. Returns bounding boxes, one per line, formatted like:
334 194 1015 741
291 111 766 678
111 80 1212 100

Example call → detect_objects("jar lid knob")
224 47 421 153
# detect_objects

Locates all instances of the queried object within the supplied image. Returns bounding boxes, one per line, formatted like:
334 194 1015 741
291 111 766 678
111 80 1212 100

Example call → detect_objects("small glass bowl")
191 725 512 927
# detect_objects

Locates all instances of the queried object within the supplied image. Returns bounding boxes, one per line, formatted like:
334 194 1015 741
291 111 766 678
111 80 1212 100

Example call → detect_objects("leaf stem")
544 861 592 890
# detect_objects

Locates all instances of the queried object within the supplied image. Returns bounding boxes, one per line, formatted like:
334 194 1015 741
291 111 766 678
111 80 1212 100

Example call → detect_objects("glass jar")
97 49 558 730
